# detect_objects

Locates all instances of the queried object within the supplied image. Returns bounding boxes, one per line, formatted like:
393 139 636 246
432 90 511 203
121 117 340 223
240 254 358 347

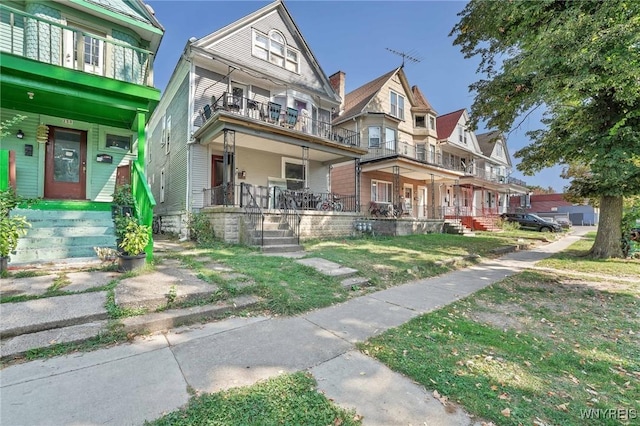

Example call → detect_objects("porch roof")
360 156 462 182
193 111 367 163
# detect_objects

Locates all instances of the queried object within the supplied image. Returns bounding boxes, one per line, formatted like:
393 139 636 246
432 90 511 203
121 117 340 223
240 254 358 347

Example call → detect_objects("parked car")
500 213 564 232
555 217 573 229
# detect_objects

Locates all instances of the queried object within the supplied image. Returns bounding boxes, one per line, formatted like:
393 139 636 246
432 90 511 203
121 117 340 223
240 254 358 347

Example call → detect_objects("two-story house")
0 0 164 264
330 68 528 231
147 0 365 244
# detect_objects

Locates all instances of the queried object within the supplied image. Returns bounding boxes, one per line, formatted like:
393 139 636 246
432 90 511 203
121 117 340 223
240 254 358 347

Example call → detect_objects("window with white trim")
252 29 299 73
283 157 305 190
496 143 503 157
390 91 404 119
368 126 381 148
164 115 171 154
415 115 425 128
371 180 392 203
160 168 165 203
429 115 436 130
458 125 464 143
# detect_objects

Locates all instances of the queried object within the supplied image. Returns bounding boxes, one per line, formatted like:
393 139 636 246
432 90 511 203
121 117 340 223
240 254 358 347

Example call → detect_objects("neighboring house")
330 67 528 231
0 0 164 263
147 0 365 243
509 193 599 226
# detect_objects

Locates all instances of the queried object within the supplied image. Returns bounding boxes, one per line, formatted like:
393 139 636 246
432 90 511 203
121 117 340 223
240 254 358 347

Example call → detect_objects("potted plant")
117 217 150 272
0 188 31 273
111 184 135 218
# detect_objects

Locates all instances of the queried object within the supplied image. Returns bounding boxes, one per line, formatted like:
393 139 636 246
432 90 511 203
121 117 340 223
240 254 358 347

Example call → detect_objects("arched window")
252 29 299 73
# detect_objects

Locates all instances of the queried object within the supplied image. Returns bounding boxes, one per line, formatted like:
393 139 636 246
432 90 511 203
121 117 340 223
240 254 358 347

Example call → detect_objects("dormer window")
253 29 299 73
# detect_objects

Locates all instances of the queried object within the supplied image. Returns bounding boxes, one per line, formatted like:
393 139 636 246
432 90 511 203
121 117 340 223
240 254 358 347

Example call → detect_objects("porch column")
302 146 309 189
429 175 436 219
393 165 400 206
223 129 236 206
136 109 147 172
355 158 361 213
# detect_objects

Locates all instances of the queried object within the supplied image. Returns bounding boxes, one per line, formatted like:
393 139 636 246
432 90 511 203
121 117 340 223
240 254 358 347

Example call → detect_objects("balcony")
0 4 154 86
362 139 464 173
201 92 360 148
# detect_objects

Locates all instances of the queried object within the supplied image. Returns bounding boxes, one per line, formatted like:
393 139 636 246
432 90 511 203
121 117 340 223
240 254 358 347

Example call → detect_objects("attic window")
253 29 299 73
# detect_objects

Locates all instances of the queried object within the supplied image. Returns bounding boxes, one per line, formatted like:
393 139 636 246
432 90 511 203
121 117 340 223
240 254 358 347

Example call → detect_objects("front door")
44 127 87 200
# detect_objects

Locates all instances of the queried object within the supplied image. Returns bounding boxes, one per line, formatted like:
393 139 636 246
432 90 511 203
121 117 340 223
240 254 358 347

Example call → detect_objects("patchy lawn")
148 372 362 426
363 238 639 426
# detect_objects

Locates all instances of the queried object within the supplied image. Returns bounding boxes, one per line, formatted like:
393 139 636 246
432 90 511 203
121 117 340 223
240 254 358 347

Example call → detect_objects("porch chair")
200 104 212 123
267 102 281 124
285 107 298 128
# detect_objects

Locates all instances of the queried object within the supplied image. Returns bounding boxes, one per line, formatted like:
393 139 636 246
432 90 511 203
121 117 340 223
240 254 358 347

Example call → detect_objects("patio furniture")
285 107 298 128
267 102 281 124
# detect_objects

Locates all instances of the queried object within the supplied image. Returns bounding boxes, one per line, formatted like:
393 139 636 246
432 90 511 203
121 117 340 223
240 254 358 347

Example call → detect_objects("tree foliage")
451 0 640 258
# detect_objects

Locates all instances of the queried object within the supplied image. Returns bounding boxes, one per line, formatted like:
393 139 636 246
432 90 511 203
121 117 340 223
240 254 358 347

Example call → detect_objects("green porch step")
9 208 117 265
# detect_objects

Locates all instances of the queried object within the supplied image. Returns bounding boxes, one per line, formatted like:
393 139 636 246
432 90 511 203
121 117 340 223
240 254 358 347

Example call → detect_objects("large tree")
451 0 640 258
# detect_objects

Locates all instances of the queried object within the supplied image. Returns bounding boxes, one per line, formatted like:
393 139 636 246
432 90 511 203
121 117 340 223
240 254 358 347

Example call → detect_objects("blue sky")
147 0 568 192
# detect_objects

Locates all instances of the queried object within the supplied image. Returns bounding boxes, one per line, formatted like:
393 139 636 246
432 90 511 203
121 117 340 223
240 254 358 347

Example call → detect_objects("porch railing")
131 162 156 260
239 182 264 246
273 186 300 245
204 184 358 213
204 92 360 148
0 4 154 86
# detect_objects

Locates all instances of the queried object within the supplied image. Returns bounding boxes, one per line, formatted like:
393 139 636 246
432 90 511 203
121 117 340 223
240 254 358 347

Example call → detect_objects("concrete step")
10 208 117 264
0 295 262 362
261 244 305 253
341 276 370 290
261 236 299 246
296 257 358 278
17 226 114 238
0 292 109 339
16 235 116 249
9 245 114 264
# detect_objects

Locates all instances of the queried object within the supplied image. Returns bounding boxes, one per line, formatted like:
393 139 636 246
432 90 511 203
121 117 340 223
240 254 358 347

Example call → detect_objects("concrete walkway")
0 230 588 425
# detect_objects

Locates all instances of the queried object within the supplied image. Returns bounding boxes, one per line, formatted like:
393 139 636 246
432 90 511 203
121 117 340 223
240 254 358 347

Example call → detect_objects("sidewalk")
0 231 588 425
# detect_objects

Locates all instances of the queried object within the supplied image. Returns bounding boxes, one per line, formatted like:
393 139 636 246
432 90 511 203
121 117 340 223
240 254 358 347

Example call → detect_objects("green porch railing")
131 161 155 260
0 4 154 86
0 150 8 191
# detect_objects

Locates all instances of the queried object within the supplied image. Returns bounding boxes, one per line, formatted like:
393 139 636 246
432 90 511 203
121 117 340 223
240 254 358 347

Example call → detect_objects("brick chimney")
329 70 345 115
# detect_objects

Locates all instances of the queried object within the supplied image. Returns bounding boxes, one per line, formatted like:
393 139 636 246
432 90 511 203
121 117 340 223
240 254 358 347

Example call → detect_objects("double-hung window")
368 126 381 148
371 180 392 203
390 91 404 119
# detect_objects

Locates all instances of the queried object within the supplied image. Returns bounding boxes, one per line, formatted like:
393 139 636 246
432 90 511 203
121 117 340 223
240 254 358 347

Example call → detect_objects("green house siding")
148 74 189 215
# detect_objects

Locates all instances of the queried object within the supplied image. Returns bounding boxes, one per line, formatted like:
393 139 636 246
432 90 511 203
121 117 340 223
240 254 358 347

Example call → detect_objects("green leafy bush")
188 212 215 245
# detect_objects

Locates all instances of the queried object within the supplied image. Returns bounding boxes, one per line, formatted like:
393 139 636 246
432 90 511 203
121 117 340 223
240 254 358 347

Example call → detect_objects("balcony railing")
362 139 464 173
201 92 360 148
0 4 154 86
507 176 527 187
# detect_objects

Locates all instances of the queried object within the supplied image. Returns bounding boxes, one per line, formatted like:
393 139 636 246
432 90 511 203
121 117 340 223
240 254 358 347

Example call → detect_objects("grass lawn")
303 231 552 288
363 236 640 425
148 372 362 426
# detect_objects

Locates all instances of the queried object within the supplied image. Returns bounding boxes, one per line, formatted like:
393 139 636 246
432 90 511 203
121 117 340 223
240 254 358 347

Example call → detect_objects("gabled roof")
476 130 501 157
477 130 513 167
191 0 339 102
335 68 399 124
436 109 465 140
411 85 436 114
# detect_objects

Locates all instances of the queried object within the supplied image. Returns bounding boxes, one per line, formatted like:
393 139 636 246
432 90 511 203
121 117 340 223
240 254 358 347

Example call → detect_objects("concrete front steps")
252 214 304 254
9 208 117 265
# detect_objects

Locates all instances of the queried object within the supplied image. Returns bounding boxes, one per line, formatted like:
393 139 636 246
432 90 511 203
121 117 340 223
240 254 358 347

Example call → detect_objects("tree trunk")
590 195 623 258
